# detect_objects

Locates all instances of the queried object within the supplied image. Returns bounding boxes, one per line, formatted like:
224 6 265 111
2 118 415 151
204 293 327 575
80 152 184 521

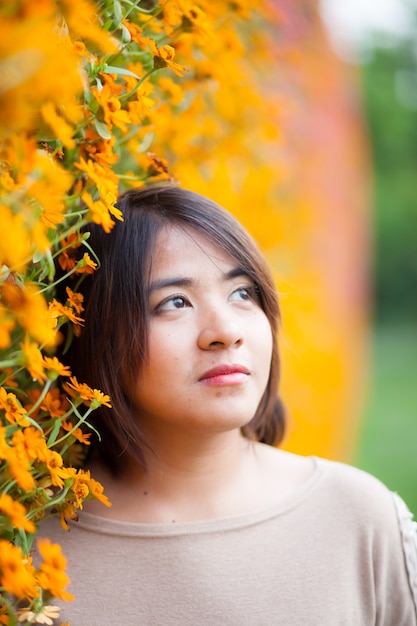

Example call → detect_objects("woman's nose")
197 309 244 350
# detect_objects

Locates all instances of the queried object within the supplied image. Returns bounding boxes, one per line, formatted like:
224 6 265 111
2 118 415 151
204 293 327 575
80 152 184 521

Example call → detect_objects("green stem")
35 263 83 295
0 358 19 369
51 408 94 447
26 380 53 417
120 67 156 101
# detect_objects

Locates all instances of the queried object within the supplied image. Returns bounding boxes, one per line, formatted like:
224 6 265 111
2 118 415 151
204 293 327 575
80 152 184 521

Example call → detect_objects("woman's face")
127 225 273 438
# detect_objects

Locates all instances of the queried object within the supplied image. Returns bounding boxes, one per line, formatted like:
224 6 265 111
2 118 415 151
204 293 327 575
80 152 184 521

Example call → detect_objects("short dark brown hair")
64 185 285 475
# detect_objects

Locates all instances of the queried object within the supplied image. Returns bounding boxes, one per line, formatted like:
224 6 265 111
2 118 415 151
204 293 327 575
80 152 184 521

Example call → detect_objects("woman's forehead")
152 224 238 271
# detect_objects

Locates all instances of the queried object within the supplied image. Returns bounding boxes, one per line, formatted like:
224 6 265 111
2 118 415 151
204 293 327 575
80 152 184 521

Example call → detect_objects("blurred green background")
334 12 417 515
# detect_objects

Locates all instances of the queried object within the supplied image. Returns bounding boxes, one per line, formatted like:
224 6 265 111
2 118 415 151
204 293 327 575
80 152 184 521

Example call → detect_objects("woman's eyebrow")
149 268 250 293
148 277 194 293
224 267 250 281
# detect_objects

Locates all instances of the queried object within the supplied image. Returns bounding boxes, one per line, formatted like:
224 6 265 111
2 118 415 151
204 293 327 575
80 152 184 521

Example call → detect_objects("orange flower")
0 493 36 533
11 427 49 464
63 376 93 402
42 357 71 380
55 500 78 532
144 38 187 77
61 420 91 445
81 191 118 233
91 84 131 133
65 287 84 315
83 128 118 166
25 388 68 419
122 20 148 48
20 336 46 383
0 541 39 599
40 101 76 149
0 302 15 348
0 387 29 426
0 426 10 460
65 467 111 509
36 538 73 601
1 282 57 347
76 252 98 275
58 233 81 272
64 376 111 408
74 157 119 206
0 205 32 272
6 454 35 491
83 472 111 508
49 298 84 327
89 388 112 409
44 450 72 488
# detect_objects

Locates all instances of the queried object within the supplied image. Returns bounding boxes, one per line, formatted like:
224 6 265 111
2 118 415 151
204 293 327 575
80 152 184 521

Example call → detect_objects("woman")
42 185 417 624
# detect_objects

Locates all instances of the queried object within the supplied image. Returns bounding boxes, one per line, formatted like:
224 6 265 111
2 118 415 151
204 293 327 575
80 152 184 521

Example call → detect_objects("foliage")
0 0 286 623
361 39 417 322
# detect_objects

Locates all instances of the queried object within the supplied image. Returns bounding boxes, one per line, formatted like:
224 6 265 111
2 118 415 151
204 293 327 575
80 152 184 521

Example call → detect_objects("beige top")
39 458 417 625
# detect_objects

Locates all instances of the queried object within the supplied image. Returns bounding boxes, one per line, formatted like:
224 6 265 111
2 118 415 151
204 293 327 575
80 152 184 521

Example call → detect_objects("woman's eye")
156 295 190 312
230 286 256 302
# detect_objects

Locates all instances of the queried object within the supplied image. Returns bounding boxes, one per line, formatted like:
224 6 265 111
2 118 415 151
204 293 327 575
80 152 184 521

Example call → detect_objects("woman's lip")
199 364 250 384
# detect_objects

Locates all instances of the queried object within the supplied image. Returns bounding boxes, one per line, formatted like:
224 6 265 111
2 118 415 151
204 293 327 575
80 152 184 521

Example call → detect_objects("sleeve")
391 492 417 617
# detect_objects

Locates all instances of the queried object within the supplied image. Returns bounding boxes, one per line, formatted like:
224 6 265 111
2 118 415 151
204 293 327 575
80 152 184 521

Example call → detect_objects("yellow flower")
1 282 57 347
6 453 35 491
158 76 184 106
42 357 71 380
74 157 119 204
21 336 46 383
58 0 117 54
0 301 15 348
36 538 74 601
28 153 74 230
11 427 49 464
0 426 10 460
39 388 69 419
40 101 76 149
0 540 39 599
0 493 36 533
81 191 118 233
0 170 15 192
0 205 32 272
44 450 72 488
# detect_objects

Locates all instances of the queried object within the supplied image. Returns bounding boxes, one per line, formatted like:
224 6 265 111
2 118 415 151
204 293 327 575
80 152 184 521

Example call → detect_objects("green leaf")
103 64 141 79
113 0 123 26
94 118 112 139
47 418 63 446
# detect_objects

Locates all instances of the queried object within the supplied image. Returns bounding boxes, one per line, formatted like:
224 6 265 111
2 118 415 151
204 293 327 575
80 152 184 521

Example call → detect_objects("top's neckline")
73 456 326 538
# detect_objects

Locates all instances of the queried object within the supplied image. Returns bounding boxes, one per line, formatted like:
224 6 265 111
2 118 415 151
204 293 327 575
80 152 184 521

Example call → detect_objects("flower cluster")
0 0 286 623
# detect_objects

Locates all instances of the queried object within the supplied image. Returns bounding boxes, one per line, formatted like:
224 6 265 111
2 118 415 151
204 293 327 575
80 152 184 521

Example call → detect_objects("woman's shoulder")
308 456 414 536
315 456 392 493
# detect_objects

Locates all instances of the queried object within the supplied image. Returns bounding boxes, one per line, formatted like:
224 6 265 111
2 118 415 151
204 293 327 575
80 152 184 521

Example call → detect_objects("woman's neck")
84 432 314 523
